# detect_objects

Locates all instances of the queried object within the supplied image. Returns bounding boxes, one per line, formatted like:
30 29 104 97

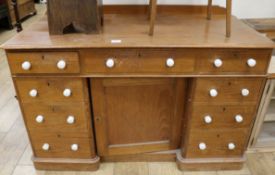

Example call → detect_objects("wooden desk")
2 6 275 171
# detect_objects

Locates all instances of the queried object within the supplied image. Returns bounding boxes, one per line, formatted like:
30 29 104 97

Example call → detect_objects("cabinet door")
90 78 186 156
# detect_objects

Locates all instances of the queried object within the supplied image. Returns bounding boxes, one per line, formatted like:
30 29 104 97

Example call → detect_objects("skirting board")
176 152 245 171
33 156 100 171
102 150 177 162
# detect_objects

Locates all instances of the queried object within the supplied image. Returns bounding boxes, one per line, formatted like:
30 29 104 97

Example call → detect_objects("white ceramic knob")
204 115 212 124
199 142 207 150
235 115 244 123
42 143 50 151
214 58 223 68
67 115 75 124
22 61 31 70
209 89 218 97
247 58 257 67
228 143 236 150
29 89 38 97
63 89 72 97
106 58 115 68
71 144 78 151
166 58 175 67
57 60 66 70
36 115 44 123
241 88 250 97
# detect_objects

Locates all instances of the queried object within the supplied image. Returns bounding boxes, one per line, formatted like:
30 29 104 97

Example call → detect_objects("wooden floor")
1 4 275 175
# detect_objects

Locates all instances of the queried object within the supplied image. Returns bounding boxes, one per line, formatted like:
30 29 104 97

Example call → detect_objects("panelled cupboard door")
90 78 186 156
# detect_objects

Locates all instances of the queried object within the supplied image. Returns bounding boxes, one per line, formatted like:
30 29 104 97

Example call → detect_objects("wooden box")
47 0 103 35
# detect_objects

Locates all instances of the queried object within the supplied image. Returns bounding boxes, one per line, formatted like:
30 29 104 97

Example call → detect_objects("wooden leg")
11 0 23 32
149 0 157 36
148 0 152 20
226 0 232 37
207 0 212 20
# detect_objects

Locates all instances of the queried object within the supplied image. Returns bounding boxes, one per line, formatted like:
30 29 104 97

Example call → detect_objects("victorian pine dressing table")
2 5 275 171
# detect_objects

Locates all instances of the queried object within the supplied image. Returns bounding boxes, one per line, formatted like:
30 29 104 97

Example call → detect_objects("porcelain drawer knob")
106 58 115 68
214 58 223 68
204 115 212 124
247 58 257 67
63 89 72 97
67 115 75 124
241 88 249 97
228 143 236 150
42 143 50 151
29 89 38 97
235 115 244 123
57 60 66 70
209 89 218 97
22 61 31 70
36 115 44 123
71 144 79 151
166 58 175 67
199 142 207 150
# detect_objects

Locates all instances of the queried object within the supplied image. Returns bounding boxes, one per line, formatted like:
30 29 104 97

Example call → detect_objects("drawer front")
196 49 270 74
193 78 265 104
31 136 94 159
15 78 87 103
22 102 91 135
189 104 257 129
7 52 80 74
185 129 250 158
82 49 195 74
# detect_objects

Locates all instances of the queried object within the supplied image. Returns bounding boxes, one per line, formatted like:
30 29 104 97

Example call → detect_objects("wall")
103 0 275 19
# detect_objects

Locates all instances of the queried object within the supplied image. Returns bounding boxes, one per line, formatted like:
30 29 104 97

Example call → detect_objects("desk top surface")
2 14 275 50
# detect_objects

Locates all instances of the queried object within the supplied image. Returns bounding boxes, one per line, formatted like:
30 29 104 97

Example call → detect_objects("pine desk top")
2 13 275 50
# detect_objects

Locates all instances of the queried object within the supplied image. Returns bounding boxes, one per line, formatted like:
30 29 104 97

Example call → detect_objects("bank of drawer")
196 49 270 74
189 104 257 129
30 136 94 159
14 78 87 103
7 52 80 74
185 129 249 158
81 49 195 74
192 78 264 104
22 102 91 134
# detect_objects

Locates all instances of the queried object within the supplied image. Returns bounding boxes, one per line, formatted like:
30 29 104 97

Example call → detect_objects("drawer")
192 78 265 104
22 102 92 135
14 78 88 103
30 136 95 159
196 49 270 74
81 49 195 74
7 52 80 74
185 129 250 158
189 104 257 129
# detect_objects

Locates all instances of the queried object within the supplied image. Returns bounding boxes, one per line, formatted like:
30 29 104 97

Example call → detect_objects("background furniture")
241 19 275 152
2 0 36 29
248 76 275 152
243 18 275 41
11 0 23 32
149 0 232 37
0 0 12 29
2 5 274 171
47 0 103 35
208 0 232 37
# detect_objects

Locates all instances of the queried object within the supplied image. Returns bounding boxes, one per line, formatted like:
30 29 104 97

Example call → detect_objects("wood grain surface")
2 13 275 49
91 78 186 156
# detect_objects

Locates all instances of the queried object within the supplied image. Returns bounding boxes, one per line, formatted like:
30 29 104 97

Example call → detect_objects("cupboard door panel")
90 78 186 156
